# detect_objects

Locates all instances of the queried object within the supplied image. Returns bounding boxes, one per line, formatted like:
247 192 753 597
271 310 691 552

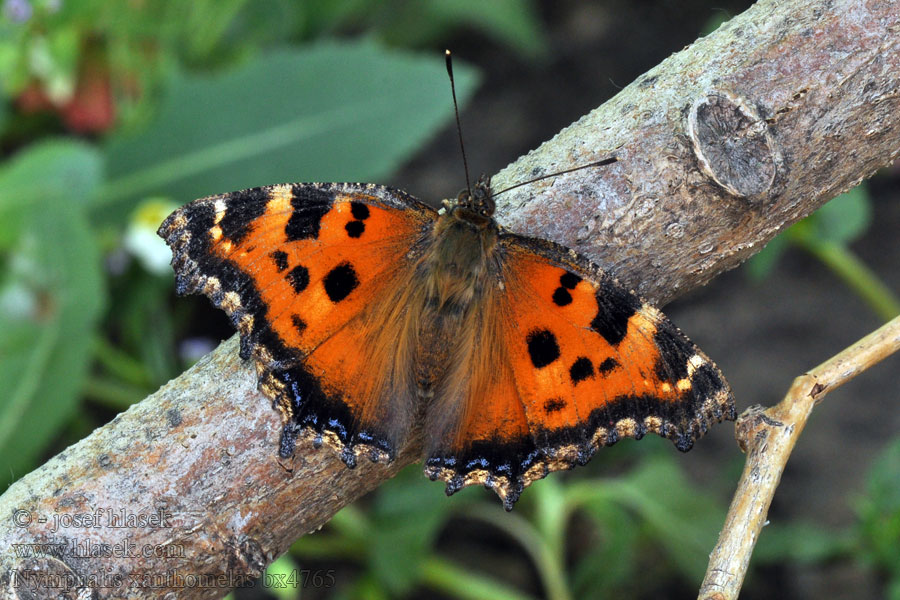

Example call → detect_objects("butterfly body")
160 177 735 510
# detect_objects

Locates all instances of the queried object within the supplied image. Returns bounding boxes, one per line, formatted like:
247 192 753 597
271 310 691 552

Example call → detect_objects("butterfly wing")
424 232 735 509
159 182 438 464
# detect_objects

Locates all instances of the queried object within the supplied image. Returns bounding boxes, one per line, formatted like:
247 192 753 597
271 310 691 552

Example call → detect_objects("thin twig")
698 315 900 600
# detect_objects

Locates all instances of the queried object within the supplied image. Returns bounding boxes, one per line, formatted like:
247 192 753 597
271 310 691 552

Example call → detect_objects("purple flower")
3 0 33 23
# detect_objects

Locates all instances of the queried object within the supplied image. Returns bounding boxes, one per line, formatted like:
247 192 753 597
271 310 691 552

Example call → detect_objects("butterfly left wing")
425 233 735 509
159 182 438 464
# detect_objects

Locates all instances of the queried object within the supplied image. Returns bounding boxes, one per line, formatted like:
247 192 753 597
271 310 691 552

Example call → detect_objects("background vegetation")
1 1 898 598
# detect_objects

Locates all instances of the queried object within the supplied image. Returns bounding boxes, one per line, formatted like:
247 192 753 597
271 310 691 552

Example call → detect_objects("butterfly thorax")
425 174 499 311
413 175 500 393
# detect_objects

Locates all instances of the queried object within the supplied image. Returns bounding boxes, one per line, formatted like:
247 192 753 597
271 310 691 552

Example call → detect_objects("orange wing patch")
159 182 437 460
424 233 734 509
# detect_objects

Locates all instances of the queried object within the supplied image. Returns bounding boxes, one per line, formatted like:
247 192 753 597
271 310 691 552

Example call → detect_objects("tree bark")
1 0 898 598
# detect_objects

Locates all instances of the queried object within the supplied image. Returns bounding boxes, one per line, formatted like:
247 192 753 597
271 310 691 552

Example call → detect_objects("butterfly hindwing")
159 182 438 463
424 232 735 508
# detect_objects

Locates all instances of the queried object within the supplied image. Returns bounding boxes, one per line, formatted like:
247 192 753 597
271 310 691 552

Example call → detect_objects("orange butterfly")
158 173 735 510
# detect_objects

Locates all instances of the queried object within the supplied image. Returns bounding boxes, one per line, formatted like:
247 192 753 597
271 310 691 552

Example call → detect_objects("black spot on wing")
350 201 370 220
291 314 307 335
286 264 310 293
569 357 594 384
526 329 560 369
345 220 365 238
552 287 573 306
217 188 268 245
597 357 619 375
323 262 359 303
285 185 333 241
270 250 289 272
590 285 641 346
543 398 567 413
559 272 581 289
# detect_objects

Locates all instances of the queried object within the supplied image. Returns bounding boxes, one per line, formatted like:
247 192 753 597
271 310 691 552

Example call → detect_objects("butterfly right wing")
424 232 735 509
159 182 438 464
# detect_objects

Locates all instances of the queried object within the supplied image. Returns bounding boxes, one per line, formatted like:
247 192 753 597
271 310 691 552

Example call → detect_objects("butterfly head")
447 174 495 228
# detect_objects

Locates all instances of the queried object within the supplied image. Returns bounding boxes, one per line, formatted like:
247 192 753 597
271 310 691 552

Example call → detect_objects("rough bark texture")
494 0 900 304
1 0 898 598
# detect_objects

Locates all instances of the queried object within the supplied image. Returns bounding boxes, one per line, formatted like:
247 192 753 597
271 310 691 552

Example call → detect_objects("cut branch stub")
688 92 779 200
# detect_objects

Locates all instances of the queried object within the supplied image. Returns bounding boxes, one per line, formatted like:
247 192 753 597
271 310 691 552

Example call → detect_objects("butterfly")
158 173 735 510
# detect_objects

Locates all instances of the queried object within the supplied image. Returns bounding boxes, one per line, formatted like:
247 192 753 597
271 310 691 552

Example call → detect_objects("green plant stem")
800 239 900 321
95 101 379 207
464 506 572 600
93 336 150 387
420 556 536 600
83 376 147 410
534 477 569 588
0 317 59 451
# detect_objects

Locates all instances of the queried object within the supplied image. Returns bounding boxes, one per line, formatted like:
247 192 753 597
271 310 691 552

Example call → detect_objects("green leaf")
366 465 453 594
574 502 639 598
383 0 548 59
100 41 480 212
753 522 853 564
264 554 302 600
432 0 547 58
0 140 103 248
0 141 105 484
809 184 872 244
744 232 789 281
583 454 726 581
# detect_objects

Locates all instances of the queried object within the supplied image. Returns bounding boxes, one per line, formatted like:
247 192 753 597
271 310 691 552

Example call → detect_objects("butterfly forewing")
159 182 438 461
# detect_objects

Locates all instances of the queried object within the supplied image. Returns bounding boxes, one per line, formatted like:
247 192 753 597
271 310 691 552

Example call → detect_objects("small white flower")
123 198 177 276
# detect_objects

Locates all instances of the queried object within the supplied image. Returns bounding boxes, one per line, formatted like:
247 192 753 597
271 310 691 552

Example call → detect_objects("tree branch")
698 314 900 600
2 0 898 598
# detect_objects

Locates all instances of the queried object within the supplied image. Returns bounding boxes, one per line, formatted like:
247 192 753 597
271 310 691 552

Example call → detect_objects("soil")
389 1 900 598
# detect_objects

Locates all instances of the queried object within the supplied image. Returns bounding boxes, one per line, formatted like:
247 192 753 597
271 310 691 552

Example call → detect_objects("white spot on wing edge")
686 354 707 376
213 198 227 224
267 184 294 213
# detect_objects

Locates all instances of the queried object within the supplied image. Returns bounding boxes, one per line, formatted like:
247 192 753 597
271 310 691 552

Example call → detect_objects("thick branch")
494 0 900 304
698 315 900 600
2 0 899 598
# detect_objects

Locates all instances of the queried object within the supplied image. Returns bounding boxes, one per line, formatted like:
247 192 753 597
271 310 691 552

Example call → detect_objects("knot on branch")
734 404 782 453
688 92 778 199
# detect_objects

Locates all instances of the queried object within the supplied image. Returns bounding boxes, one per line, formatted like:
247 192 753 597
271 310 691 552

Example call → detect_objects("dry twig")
698 315 900 600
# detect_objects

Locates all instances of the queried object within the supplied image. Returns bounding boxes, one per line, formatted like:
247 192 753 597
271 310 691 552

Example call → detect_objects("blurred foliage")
0 0 544 135
857 437 900 600
284 444 733 599
746 183 900 320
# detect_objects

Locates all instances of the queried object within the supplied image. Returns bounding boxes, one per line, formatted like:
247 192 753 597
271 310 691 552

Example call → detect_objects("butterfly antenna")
492 156 618 198
445 50 472 196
